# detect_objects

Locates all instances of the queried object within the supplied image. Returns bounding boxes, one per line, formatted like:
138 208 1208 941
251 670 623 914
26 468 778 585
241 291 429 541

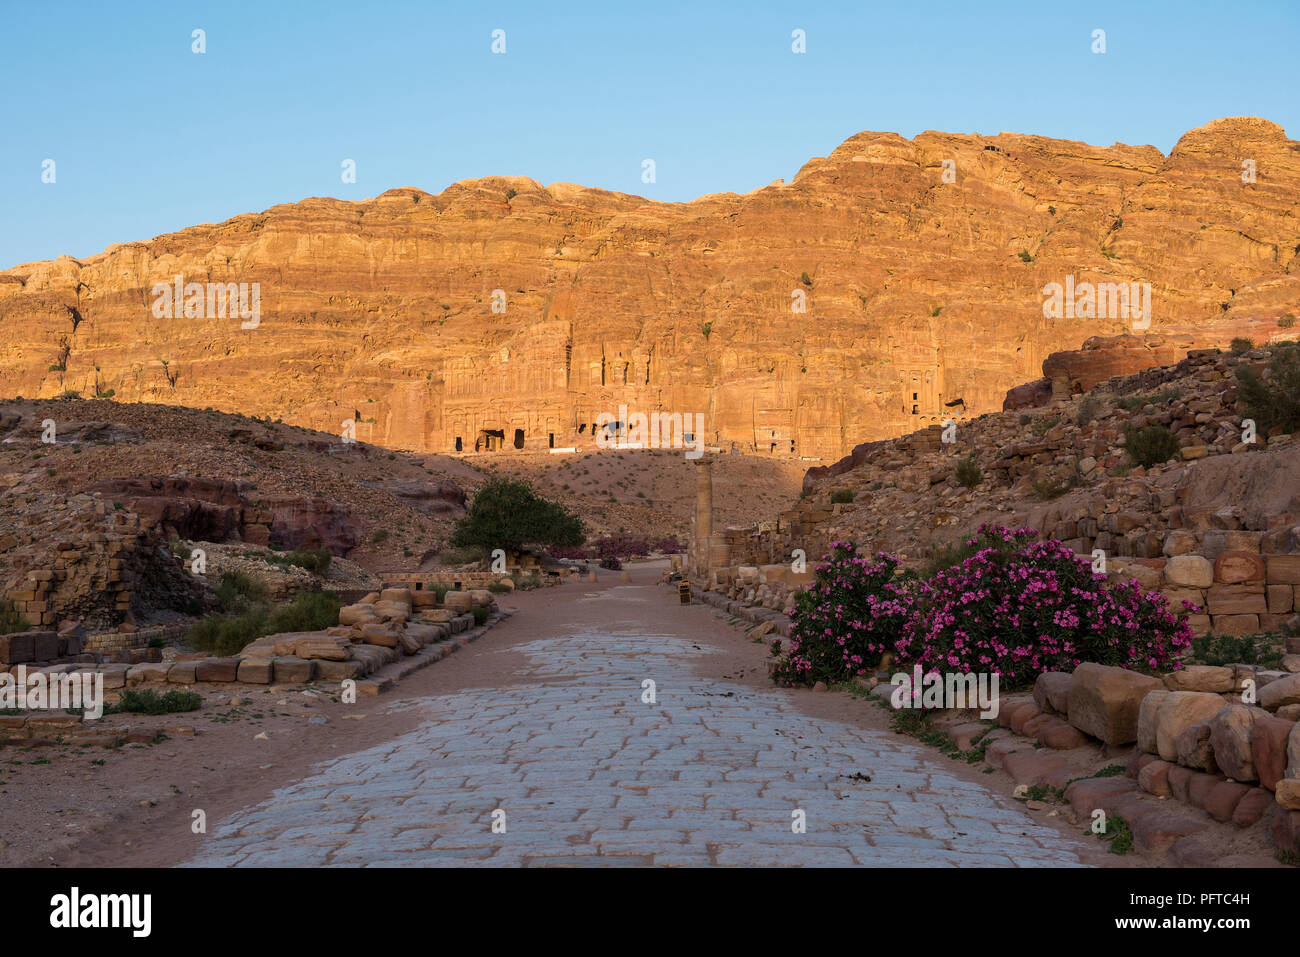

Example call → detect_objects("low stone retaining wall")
690 585 791 637
84 623 190 655
995 653 1300 857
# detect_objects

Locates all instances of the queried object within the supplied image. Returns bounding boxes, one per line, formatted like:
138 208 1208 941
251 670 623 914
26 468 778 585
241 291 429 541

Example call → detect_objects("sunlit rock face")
2 117 1296 460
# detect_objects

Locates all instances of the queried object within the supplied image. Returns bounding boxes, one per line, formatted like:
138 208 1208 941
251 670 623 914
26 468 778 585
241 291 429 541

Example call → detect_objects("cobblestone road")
183 589 1094 867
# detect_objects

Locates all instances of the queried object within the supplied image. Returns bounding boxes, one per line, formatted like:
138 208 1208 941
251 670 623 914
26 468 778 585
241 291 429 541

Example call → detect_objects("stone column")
690 457 713 579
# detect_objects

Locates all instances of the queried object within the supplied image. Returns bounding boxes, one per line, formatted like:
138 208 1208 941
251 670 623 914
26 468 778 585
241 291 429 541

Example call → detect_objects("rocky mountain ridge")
2 117 1297 460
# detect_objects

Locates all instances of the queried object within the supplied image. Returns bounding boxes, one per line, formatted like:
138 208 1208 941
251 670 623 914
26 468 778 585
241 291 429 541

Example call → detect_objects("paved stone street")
183 584 1096 867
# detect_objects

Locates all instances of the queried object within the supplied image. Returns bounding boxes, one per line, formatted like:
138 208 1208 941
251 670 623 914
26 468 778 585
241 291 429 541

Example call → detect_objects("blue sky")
1 0 1296 269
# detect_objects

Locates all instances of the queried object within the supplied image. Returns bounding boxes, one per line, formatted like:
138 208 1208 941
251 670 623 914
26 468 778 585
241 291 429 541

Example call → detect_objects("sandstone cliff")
2 117 1296 459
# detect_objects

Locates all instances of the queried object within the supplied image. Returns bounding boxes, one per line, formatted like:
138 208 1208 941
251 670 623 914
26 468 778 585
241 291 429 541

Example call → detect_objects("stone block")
0 632 35 664
1212 613 1259 636
1204 781 1251 822
443 591 473 614
1231 787 1274 827
338 603 380 626
1266 555 1300 584
236 659 273 684
1175 721 1219 773
314 659 363 681
1033 671 1072 715
272 656 315 684
125 663 170 686
371 600 411 622
359 623 400 647
1165 555 1213 588
1137 759 1174 797
31 632 60 660
194 658 241 682
1155 691 1228 761
1214 550 1266 584
1137 689 1169 754
1162 665 1233 693
1208 705 1266 781
1267 584 1294 614
1185 770 1221 809
1261 673 1300 711
1067 663 1164 745
165 661 199 684
1250 715 1295 790
1277 779 1300 811
1205 584 1267 615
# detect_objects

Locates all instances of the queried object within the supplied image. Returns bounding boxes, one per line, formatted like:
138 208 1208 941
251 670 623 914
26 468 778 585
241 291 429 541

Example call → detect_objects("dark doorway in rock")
477 429 505 452
548 433 555 448
454 436 463 452
513 428 525 449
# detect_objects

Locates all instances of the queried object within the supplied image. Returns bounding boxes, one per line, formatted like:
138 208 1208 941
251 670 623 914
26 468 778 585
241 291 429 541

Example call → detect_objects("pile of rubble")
0 488 205 631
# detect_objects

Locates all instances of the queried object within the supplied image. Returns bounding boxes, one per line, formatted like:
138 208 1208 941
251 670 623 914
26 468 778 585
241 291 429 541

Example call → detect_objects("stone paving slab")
183 621 1094 868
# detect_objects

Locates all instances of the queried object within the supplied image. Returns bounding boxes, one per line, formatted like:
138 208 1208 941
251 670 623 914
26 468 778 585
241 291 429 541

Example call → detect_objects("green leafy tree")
450 479 585 558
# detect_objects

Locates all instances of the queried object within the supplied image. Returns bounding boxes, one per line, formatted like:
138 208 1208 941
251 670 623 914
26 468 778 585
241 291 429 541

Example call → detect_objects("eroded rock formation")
2 117 1297 459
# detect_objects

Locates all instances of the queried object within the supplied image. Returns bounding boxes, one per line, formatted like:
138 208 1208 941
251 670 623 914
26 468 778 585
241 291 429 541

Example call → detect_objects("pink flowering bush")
893 526 1192 688
773 525 1194 690
772 544 914 686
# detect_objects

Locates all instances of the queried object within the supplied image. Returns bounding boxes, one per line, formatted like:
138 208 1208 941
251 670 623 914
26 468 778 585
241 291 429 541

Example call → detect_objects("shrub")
188 589 340 657
168 537 193 560
1236 343 1300 434
599 556 622 570
371 528 389 544
1123 423 1181 468
1018 413 1032 425
450 478 585 556
280 546 332 576
1018 249 1033 263
0 599 31 633
268 590 340 634
1279 314 1296 329
214 571 268 610
773 526 1193 690
772 546 914 686
1189 632 1283 669
1230 337 1254 354
472 606 489 626
106 689 202 715
892 526 1192 688
487 582 511 594
955 456 983 489
830 488 855 504
187 606 271 657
